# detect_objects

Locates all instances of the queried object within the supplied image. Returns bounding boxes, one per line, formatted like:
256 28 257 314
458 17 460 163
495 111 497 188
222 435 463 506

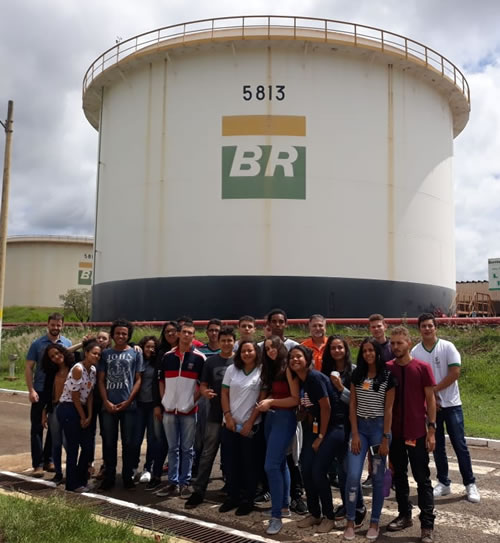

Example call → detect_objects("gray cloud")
1 0 499 281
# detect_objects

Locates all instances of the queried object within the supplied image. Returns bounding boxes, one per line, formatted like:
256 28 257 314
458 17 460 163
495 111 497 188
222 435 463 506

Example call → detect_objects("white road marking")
0 399 29 407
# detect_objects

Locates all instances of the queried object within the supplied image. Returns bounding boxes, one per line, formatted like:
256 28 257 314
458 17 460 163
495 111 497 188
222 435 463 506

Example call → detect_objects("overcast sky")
1 0 499 281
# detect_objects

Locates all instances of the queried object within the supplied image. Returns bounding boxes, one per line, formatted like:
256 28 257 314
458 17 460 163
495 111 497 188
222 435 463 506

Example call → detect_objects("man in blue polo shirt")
25 312 72 476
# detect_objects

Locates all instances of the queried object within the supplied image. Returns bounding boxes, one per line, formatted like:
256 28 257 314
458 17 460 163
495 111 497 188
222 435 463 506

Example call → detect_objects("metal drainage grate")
0 474 267 543
96 502 262 543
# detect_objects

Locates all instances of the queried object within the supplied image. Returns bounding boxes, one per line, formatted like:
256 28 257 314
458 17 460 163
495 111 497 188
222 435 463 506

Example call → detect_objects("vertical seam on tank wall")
159 58 168 267
387 64 394 281
145 63 152 270
92 86 105 294
264 44 272 275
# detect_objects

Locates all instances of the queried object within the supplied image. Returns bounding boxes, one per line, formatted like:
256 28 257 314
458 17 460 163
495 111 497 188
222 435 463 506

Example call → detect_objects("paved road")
1 390 499 542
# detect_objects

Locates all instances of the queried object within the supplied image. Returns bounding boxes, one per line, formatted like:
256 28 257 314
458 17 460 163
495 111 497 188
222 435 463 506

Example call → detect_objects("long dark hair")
42 344 74 375
233 340 262 370
352 337 387 391
261 336 289 389
158 321 179 354
139 335 159 360
287 344 314 379
321 335 353 378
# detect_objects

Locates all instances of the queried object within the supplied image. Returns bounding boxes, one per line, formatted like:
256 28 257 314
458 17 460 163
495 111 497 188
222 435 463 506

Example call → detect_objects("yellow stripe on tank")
222 115 306 136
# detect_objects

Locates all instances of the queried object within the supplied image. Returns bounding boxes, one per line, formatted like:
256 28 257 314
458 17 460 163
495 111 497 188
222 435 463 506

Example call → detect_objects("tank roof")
83 15 470 137
7 235 94 245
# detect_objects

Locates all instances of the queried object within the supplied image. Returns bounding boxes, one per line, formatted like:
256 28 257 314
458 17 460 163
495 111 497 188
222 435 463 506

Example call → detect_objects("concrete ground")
1 390 499 543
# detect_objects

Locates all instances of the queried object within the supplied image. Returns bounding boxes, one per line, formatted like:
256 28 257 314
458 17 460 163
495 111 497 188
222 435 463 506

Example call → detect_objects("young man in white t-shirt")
411 313 480 504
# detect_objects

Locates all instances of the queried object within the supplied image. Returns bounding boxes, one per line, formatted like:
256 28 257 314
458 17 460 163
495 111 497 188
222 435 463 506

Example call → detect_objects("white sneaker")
433 482 451 497
466 483 480 503
139 471 152 484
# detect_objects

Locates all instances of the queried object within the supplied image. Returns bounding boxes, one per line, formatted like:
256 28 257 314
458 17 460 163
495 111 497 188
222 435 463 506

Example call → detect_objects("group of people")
25 310 480 543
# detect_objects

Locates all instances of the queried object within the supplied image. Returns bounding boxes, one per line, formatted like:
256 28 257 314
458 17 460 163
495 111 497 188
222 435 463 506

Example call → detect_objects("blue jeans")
57 402 93 491
48 408 65 478
301 423 348 519
434 405 475 486
133 401 158 473
101 409 137 483
163 413 196 486
346 417 388 523
264 410 297 519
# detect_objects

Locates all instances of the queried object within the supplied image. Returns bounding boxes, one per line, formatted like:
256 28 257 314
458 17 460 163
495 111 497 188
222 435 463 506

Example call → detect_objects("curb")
1 388 499 449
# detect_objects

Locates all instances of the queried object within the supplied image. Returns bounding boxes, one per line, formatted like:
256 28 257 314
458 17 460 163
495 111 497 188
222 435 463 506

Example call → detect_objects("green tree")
59 288 91 322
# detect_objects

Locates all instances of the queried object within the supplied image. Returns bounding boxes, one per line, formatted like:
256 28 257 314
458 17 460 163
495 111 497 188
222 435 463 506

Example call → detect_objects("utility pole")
0 100 14 360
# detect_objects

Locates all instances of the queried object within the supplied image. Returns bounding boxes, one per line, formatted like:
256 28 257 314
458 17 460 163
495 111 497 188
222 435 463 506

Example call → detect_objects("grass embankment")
3 306 81 323
0 322 499 438
0 493 168 543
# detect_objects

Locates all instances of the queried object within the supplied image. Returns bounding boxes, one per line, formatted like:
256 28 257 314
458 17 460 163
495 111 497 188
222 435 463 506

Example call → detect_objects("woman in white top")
57 339 100 492
220 340 265 516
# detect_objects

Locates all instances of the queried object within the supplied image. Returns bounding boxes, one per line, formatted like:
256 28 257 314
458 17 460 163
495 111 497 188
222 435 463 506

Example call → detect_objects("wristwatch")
427 422 436 429
383 433 392 439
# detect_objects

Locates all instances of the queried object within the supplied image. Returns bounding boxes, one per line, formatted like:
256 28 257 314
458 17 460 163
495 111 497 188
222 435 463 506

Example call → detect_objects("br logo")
78 269 92 285
221 115 306 199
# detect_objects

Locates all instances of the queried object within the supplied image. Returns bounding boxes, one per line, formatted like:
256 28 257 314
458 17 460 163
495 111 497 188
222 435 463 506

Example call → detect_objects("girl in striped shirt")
344 338 396 541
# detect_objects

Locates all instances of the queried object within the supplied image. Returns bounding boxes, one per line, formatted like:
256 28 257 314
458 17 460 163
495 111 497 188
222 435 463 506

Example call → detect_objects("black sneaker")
290 496 308 515
329 475 340 488
123 478 136 490
355 505 367 527
50 473 64 485
145 477 162 491
98 479 115 491
387 514 413 532
235 502 254 516
362 475 373 488
185 492 204 509
334 505 346 520
179 485 191 498
219 499 239 513
254 490 270 503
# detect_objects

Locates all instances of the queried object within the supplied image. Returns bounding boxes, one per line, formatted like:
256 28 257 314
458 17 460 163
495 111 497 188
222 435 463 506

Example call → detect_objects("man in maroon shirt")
386 326 437 543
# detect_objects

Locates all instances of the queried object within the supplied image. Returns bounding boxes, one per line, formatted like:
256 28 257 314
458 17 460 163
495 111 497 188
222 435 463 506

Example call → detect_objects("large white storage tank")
83 16 470 320
4 236 93 307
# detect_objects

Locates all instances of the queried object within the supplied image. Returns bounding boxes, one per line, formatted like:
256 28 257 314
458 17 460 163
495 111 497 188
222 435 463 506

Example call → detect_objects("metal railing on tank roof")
82 15 470 106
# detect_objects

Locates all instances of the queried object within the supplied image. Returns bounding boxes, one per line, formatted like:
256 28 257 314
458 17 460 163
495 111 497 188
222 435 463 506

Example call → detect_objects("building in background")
83 16 470 320
455 280 500 317
4 236 93 308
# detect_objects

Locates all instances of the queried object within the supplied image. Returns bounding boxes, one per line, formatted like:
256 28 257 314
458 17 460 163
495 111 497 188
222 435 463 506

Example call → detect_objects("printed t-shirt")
59 363 96 405
201 354 233 423
387 357 435 440
222 364 262 425
98 347 144 409
411 339 461 408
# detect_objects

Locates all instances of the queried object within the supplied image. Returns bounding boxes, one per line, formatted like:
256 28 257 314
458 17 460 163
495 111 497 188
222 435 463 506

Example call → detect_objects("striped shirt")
355 370 394 418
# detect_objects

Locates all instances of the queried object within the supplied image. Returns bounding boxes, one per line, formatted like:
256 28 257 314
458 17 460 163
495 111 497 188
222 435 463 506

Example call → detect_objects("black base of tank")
91 275 455 321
